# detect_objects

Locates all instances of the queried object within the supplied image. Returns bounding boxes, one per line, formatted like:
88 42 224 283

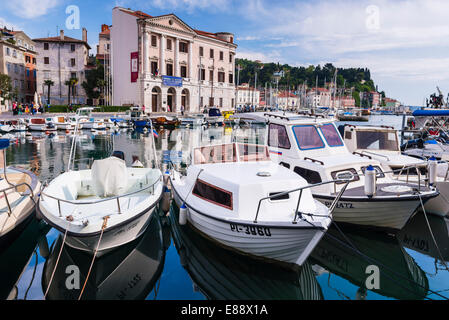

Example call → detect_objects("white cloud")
0 17 20 31
235 49 282 63
7 0 61 19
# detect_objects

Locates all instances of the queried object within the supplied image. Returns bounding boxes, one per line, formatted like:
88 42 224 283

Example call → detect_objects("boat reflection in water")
0 218 51 300
399 213 449 265
169 205 323 300
42 215 169 300
310 226 429 300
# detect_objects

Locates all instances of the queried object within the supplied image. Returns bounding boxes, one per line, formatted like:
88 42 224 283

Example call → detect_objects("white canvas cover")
91 157 128 197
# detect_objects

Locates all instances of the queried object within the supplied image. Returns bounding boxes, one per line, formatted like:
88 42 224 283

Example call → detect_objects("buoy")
163 170 170 186
179 203 187 225
66 129 70 134
364 165 376 198
428 156 438 186
45 131 50 135
161 186 171 213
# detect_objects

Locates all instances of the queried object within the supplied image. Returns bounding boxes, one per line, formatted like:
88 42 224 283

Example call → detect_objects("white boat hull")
315 195 422 230
55 123 75 131
28 125 56 132
423 181 449 217
173 188 328 266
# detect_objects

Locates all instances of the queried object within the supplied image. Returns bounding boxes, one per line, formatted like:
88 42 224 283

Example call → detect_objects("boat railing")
359 150 390 161
0 182 36 217
253 179 351 224
40 173 162 217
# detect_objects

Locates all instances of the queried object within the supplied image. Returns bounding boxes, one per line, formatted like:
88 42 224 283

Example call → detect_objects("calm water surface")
1 115 449 300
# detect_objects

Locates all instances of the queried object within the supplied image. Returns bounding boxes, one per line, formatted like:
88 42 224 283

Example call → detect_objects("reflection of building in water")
169 206 323 300
42 216 168 300
310 226 429 300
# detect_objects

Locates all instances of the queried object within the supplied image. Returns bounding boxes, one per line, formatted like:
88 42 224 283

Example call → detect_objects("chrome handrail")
40 173 162 217
0 182 36 216
253 179 351 224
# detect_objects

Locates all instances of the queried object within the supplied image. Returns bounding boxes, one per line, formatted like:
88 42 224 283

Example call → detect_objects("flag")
152 129 159 138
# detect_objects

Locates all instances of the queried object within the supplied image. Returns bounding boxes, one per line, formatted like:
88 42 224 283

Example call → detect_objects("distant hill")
235 59 384 107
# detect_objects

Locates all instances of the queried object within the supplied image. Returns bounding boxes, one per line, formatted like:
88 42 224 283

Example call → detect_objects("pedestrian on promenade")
181 104 185 116
25 105 29 114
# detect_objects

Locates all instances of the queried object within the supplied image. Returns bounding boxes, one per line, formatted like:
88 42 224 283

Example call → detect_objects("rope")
78 216 109 300
44 229 68 299
417 193 449 272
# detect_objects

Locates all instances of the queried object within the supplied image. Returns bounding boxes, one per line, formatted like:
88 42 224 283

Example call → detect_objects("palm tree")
44 80 54 105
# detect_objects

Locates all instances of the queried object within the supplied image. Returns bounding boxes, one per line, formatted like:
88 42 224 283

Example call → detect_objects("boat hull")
315 195 425 231
28 125 57 131
172 188 327 266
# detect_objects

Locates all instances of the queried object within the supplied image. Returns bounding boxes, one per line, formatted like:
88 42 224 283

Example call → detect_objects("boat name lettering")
229 223 272 237
324 201 354 209
402 234 429 252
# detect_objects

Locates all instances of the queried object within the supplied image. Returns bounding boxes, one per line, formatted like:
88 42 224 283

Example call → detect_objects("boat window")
320 124 344 147
292 125 325 150
294 167 322 184
344 131 352 140
194 144 236 164
269 192 290 201
237 143 270 162
356 130 398 151
193 179 233 210
268 123 291 149
391 166 427 176
331 168 359 184
361 166 385 178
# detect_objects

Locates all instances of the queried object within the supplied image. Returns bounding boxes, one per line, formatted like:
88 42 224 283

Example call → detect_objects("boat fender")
179 204 187 225
428 156 438 186
161 186 171 213
364 165 376 198
163 170 171 186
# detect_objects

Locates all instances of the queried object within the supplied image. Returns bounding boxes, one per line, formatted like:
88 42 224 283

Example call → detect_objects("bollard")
428 156 438 186
179 203 187 225
364 165 376 198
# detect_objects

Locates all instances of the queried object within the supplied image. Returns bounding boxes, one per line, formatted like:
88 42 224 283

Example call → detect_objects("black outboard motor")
111 150 125 160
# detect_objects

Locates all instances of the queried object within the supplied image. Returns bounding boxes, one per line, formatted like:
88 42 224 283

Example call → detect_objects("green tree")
0 74 13 106
44 79 54 105
65 80 72 105
82 61 105 104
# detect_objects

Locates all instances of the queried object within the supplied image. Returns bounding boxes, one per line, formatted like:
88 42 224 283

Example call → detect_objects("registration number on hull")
324 201 354 209
230 223 272 237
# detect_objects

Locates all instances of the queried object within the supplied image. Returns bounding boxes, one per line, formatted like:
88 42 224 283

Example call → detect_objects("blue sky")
1 0 449 106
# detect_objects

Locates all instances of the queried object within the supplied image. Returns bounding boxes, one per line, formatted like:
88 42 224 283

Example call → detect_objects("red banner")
131 52 138 83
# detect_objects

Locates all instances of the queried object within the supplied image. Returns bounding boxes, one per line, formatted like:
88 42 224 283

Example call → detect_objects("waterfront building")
306 88 331 108
111 7 237 112
33 29 91 105
96 24 112 105
236 83 259 110
0 28 38 111
363 91 381 109
334 96 356 109
277 91 299 110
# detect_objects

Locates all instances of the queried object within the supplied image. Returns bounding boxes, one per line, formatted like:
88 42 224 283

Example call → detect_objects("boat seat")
91 157 128 197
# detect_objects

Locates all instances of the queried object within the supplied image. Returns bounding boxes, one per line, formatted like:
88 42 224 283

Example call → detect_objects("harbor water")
1 115 449 300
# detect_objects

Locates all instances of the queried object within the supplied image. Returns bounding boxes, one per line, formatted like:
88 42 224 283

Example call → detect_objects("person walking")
180 104 185 116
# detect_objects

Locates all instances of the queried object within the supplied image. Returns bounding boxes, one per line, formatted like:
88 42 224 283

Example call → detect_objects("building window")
167 39 172 50
199 46 203 57
219 51 223 60
209 70 214 82
33 70 36 78
71 58 76 67
200 69 205 80
44 43 49 50
218 72 225 83
229 73 233 84
151 35 157 47
32 57 36 64
151 61 158 75
209 97 214 106
179 42 188 53
44 70 50 79
180 65 187 78
166 63 173 76
26 68 30 77
229 53 233 63
200 96 204 107
12 50 17 58
209 49 214 59
71 44 75 52
6 47 10 56
71 72 76 79
219 98 223 107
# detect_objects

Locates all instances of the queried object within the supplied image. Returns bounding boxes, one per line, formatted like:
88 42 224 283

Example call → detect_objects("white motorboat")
37 117 163 254
75 107 107 130
343 124 449 217
179 114 206 127
170 142 344 267
8 119 28 132
264 113 439 231
0 139 41 242
47 116 75 131
0 121 15 133
203 107 224 126
27 118 57 132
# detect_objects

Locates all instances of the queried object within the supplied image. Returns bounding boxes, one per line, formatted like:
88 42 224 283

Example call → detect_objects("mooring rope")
44 229 68 299
417 193 449 272
78 215 109 300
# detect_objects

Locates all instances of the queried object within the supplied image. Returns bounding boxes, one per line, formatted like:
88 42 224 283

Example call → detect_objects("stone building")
236 83 260 109
111 7 237 112
33 29 90 105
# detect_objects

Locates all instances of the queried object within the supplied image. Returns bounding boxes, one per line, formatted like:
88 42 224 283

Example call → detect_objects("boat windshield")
293 125 325 150
319 123 343 147
193 143 270 164
356 130 399 151
77 109 92 117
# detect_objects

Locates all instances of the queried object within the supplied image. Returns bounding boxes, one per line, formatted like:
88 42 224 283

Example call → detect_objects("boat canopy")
193 143 270 165
412 109 449 117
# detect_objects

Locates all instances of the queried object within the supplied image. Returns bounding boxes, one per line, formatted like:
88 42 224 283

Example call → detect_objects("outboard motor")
111 150 125 160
